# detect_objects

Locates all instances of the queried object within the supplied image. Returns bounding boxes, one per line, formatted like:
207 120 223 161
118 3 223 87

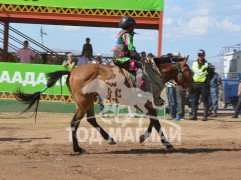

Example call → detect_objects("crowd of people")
10 15 241 120
165 50 223 121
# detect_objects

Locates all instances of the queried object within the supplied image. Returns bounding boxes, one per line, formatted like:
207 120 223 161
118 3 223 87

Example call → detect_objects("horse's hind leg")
86 105 116 145
70 107 86 153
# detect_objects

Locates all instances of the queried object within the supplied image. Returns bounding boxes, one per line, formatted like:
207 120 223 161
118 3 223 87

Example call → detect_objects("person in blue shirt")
208 65 222 117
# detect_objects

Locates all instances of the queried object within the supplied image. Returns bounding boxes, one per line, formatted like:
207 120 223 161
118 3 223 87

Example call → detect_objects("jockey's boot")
136 69 145 97
153 96 164 106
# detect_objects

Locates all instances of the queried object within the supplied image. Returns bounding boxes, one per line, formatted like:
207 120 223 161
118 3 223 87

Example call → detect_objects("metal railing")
0 22 61 63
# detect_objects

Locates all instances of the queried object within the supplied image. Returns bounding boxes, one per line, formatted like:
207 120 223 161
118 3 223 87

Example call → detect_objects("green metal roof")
0 0 164 11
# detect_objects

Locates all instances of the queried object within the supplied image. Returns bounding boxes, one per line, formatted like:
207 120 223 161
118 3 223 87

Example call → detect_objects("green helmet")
119 16 136 29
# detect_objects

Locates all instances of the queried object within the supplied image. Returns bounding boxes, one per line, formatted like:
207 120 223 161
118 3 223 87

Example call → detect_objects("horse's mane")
153 56 185 67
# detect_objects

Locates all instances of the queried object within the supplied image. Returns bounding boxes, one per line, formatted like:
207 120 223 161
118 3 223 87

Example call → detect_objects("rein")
167 60 191 97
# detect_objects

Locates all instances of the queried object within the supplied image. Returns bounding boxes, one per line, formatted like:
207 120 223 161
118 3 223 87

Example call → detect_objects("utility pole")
40 27 47 46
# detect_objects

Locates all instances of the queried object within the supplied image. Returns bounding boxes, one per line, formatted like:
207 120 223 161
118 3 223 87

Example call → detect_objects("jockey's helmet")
119 16 136 29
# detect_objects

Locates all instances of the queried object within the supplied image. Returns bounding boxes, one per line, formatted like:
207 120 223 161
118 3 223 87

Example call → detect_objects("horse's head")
172 55 194 91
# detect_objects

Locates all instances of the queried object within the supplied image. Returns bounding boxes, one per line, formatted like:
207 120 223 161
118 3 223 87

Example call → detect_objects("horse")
16 56 193 154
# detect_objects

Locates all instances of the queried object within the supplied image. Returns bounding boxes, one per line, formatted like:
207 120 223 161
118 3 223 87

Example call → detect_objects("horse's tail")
15 70 71 120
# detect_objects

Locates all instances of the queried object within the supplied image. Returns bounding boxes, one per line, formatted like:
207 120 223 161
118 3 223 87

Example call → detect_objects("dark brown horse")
16 56 193 154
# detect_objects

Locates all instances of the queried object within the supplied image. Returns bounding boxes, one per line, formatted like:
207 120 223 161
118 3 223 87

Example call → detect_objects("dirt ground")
0 112 241 180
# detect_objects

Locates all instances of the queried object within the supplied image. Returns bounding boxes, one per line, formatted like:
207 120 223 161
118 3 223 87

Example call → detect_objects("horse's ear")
183 55 189 65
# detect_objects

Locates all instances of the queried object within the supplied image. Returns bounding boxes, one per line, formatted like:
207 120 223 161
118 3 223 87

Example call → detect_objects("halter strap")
171 59 183 78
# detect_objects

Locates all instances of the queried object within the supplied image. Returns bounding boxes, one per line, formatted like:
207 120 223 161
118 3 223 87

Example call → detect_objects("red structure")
0 2 164 61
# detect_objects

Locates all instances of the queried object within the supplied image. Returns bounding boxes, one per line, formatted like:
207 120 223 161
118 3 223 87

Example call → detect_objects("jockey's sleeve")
122 33 136 51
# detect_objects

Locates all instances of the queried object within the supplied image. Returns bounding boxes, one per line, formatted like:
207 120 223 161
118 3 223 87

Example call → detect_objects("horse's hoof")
139 135 145 143
166 145 174 151
74 147 86 154
108 141 116 145
108 138 116 145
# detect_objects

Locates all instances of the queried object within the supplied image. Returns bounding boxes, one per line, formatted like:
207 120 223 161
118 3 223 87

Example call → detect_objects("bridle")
170 60 192 97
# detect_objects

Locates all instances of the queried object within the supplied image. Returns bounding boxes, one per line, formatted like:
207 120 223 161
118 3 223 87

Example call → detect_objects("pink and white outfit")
16 48 36 63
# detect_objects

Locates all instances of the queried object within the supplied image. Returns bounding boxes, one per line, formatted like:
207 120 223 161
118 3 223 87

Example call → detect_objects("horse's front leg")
140 108 174 150
140 120 153 143
151 117 174 150
86 105 116 145
70 108 86 154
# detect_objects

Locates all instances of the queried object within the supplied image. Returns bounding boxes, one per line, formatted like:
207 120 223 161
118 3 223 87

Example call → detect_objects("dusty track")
0 112 241 180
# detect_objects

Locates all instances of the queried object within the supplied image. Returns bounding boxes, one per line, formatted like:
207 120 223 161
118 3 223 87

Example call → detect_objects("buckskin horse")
16 56 193 154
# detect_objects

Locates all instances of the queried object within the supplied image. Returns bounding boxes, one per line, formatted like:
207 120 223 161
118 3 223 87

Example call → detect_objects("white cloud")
100 28 118 32
235 4 241 9
217 18 241 32
165 4 182 14
61 26 81 31
188 8 209 16
164 18 173 25
185 16 215 36
171 5 182 13
135 31 156 41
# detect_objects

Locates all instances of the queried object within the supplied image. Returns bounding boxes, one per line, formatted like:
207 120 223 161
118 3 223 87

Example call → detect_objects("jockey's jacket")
192 61 209 83
113 30 137 64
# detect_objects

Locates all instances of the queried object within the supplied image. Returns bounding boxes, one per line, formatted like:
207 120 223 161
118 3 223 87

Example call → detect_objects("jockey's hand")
130 50 141 60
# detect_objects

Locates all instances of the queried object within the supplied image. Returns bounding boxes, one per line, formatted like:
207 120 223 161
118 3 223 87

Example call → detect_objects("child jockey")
113 16 145 97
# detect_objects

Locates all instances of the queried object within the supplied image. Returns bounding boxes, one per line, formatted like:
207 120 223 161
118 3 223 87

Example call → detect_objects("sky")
2 0 241 67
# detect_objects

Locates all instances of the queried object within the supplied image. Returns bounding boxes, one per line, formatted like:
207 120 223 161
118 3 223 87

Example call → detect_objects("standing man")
146 53 154 62
189 49 211 121
166 80 177 120
16 40 36 63
140 51 146 62
208 65 222 117
172 53 185 121
82 37 93 61
232 80 241 118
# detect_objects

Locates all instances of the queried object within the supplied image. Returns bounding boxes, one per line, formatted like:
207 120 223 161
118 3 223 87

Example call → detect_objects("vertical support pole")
3 21 9 62
157 11 163 57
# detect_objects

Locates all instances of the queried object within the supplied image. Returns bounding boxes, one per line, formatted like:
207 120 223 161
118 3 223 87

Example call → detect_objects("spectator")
147 53 154 62
127 106 138 118
82 37 93 60
62 53 77 69
166 80 177 120
173 53 185 121
15 40 36 63
175 84 185 121
91 53 103 64
208 65 222 117
77 55 89 66
172 52 181 59
189 49 211 121
232 80 241 118
140 51 146 63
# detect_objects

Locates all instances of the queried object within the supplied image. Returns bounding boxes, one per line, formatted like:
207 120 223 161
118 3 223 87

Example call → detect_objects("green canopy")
0 0 164 11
